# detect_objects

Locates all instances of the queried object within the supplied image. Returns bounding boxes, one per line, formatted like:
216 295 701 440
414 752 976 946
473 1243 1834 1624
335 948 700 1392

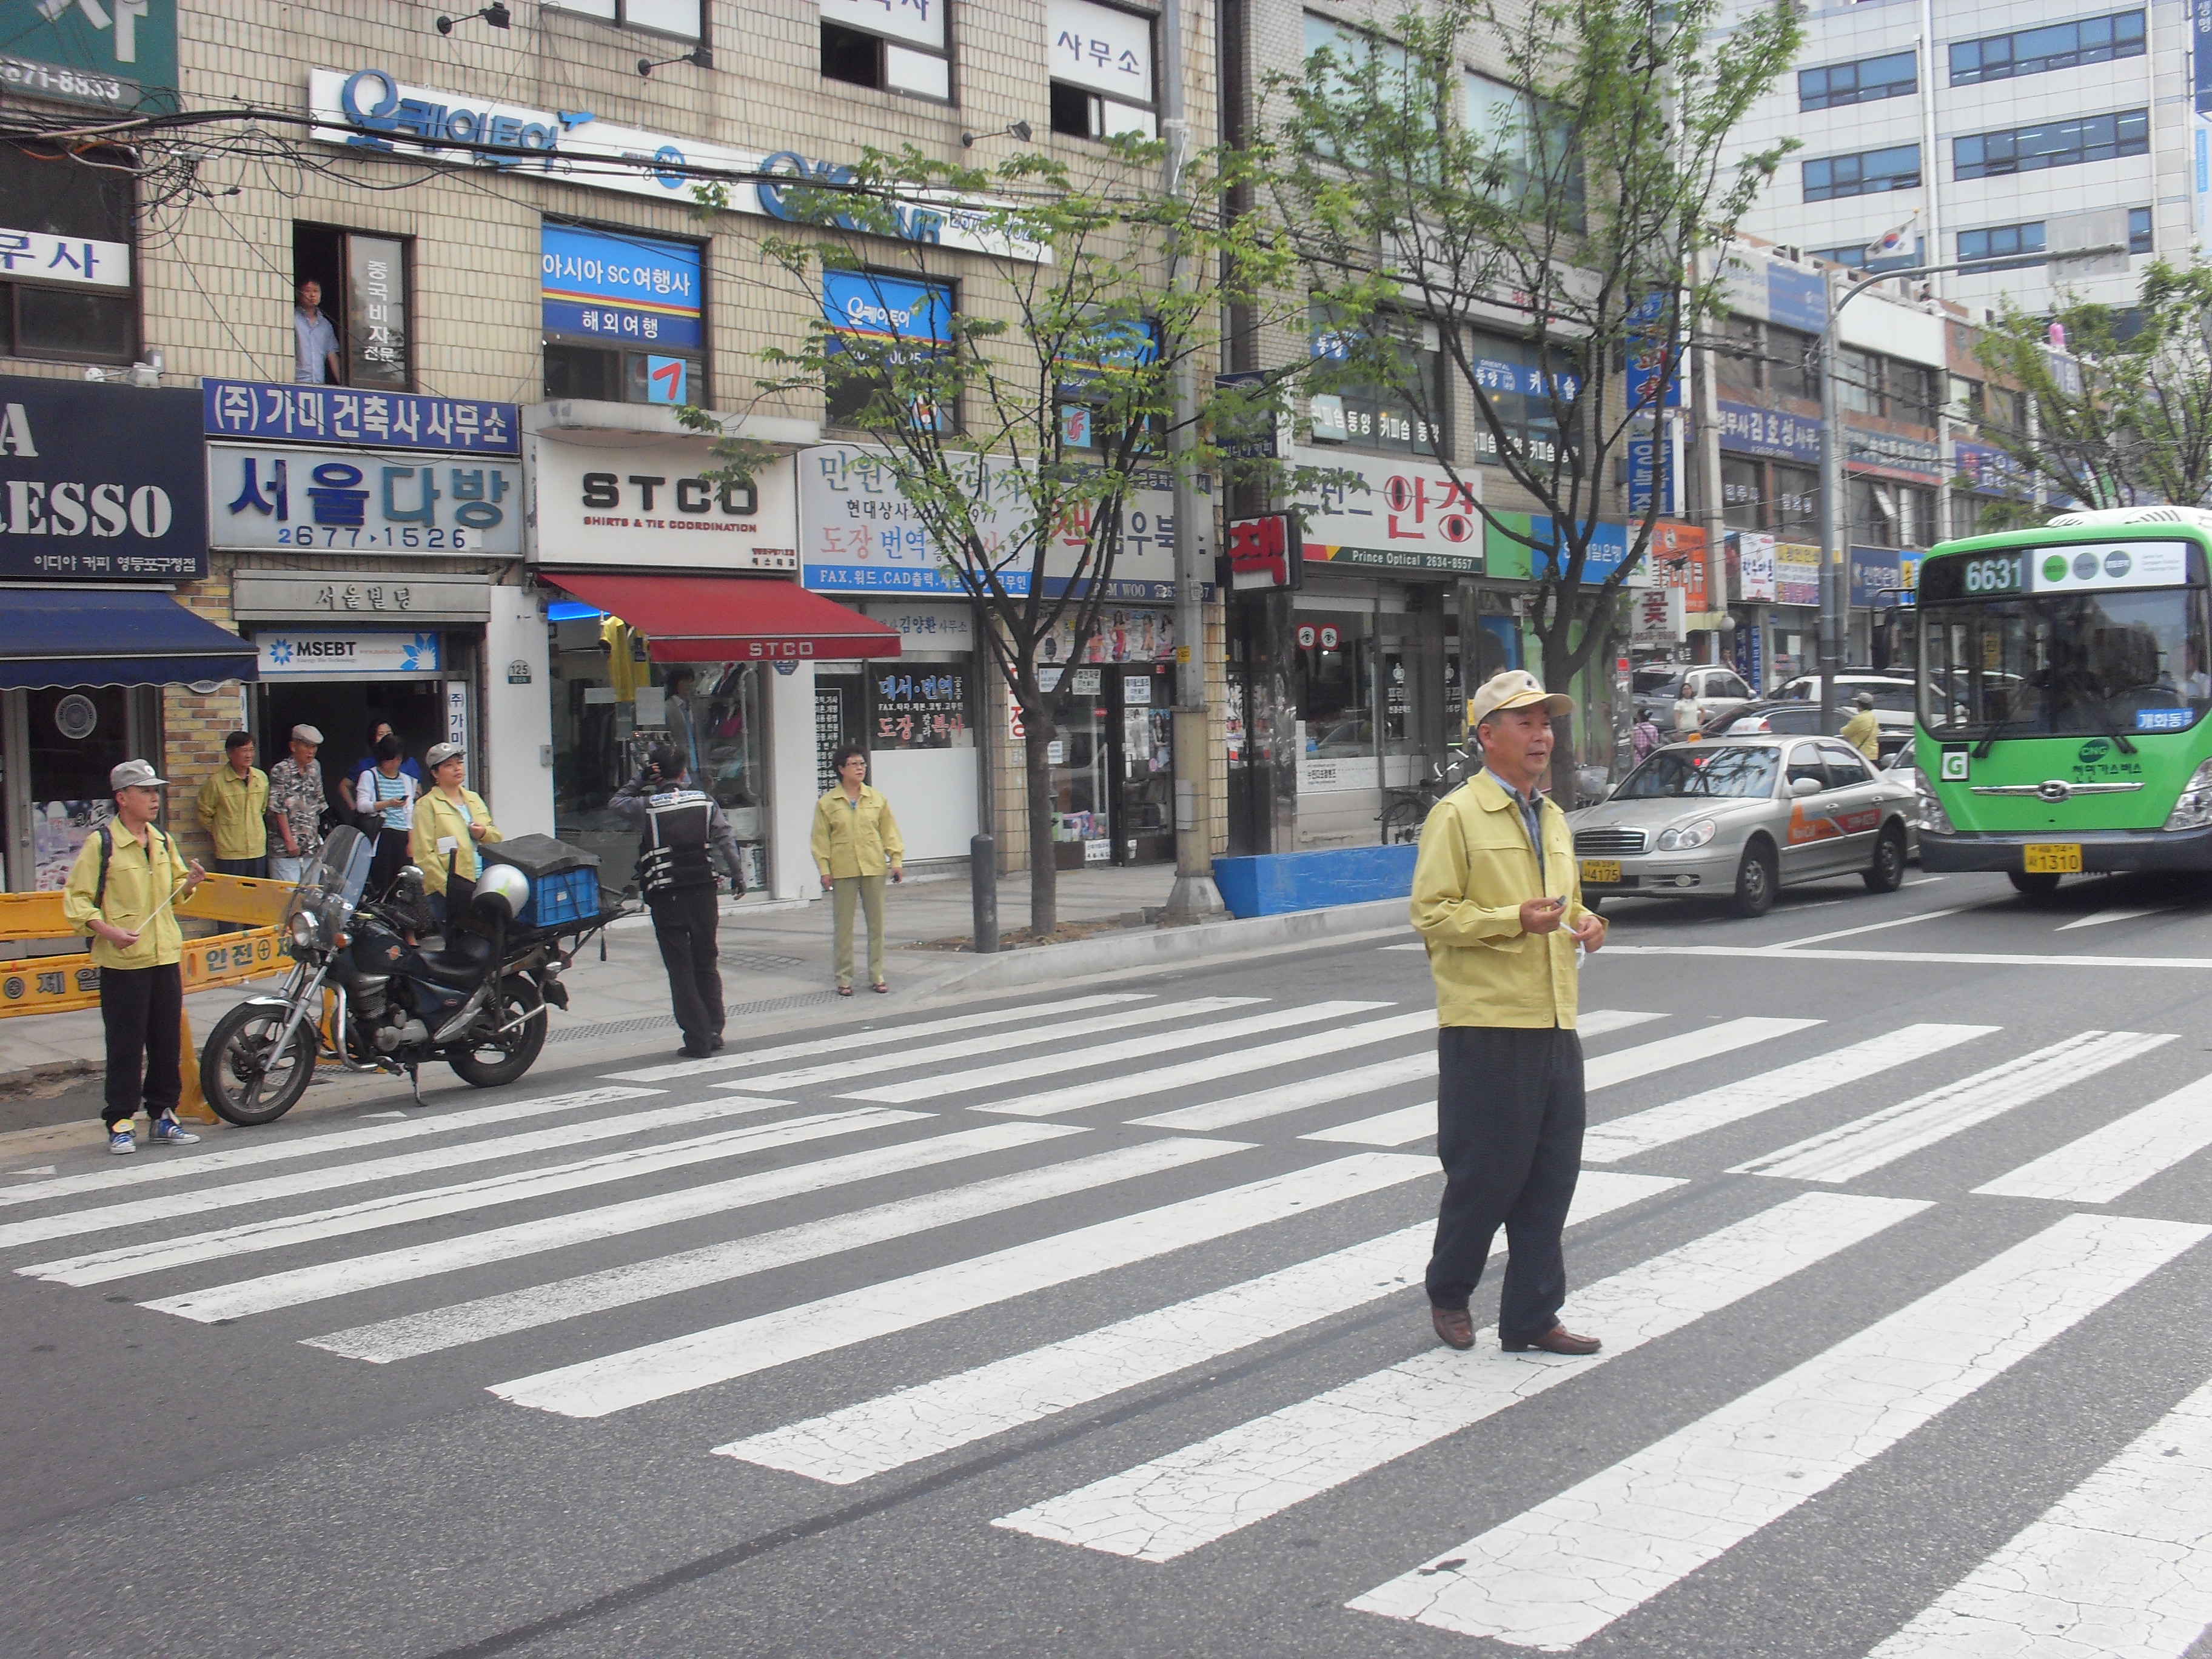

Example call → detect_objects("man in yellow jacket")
196 731 269 937
809 745 903 993
410 740 501 925
63 760 207 1155
1410 670 1606 1356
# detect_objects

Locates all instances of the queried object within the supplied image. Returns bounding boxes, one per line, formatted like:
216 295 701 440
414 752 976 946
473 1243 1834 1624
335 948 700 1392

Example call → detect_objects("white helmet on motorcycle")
471 863 531 923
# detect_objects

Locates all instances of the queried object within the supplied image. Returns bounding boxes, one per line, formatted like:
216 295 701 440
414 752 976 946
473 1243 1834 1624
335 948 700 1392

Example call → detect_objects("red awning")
546 573 902 662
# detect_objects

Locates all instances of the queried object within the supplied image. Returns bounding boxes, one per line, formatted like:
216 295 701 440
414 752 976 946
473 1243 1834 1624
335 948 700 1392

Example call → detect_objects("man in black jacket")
611 745 746 1058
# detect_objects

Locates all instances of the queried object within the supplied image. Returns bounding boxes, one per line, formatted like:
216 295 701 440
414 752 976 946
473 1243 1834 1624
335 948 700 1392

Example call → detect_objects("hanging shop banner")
1849 545 1904 609
1718 399 1820 464
1736 531 1778 603
821 269 954 343
1647 522 1708 610
1848 425 1943 482
0 376 204 581
0 0 177 112
531 440 799 573
208 444 520 555
255 630 443 677
0 227 129 289
203 379 517 455
798 443 1192 597
1766 262 1828 335
1292 449 1482 574
1046 0 1154 101
1774 540 1822 606
541 224 703 351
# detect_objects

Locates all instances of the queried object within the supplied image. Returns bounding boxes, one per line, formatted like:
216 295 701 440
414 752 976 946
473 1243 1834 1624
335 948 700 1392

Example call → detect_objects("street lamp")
1814 246 2126 737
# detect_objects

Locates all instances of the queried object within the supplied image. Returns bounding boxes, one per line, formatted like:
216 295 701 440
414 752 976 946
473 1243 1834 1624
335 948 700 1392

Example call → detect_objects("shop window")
1766 324 1818 403
1048 0 1157 140
1057 315 1161 453
870 666 973 749
544 0 702 38
1309 305 1443 455
541 221 705 407
1721 457 1765 531
1772 464 1818 537
822 267 956 431
1293 612 1373 762
0 141 136 365
1467 327 1570 469
820 0 951 97
293 224 412 390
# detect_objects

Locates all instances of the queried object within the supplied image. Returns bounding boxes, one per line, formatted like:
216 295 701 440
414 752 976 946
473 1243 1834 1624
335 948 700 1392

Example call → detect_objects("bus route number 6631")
1961 554 2023 595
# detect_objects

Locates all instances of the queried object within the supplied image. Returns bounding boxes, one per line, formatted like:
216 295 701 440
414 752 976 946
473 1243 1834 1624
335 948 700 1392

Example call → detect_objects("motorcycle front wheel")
447 977 548 1089
201 1001 319 1125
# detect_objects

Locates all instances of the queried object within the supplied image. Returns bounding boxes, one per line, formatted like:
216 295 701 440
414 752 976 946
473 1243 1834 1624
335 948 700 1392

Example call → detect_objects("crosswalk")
8 985 2212 1655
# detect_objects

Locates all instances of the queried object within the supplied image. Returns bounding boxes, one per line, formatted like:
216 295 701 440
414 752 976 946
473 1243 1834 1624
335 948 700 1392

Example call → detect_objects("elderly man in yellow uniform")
64 760 207 1155
1410 670 1607 1355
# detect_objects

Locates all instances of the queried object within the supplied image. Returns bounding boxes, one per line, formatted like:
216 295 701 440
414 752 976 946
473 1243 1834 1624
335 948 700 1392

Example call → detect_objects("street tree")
1261 0 1800 799
683 142 1305 934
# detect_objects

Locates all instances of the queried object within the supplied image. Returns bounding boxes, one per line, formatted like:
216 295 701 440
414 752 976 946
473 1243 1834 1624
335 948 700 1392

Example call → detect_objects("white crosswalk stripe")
1974 1071 2212 1205
1300 1102 1435 1147
1584 1017 1825 1091
1347 1213 2208 1648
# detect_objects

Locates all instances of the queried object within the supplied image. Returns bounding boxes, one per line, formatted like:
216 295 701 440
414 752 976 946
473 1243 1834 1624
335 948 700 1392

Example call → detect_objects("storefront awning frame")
541 572 902 662
0 587 260 691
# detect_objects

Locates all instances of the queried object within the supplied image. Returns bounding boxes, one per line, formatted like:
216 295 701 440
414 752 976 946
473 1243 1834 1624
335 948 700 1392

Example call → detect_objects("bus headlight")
1915 770 1954 834
2163 759 2212 830
1655 819 1717 851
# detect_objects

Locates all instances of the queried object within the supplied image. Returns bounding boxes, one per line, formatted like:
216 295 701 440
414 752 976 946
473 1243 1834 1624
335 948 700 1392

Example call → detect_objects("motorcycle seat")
406 933 493 987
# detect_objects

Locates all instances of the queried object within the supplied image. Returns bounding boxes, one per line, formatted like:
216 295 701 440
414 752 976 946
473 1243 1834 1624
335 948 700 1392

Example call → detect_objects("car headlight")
1655 818 1717 851
2163 759 2212 830
1914 769 1955 834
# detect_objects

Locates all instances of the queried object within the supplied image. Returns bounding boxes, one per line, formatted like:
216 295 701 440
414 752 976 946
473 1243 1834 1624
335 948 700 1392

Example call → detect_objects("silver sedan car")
1568 734 1917 917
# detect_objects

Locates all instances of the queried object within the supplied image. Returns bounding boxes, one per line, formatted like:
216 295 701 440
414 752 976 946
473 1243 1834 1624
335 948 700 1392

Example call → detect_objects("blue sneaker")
149 1113 199 1147
107 1125 136 1156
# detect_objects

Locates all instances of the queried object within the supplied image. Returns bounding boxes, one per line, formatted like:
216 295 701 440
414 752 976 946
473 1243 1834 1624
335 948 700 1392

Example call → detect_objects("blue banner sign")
1718 399 1820 464
821 270 954 343
203 380 518 455
540 224 703 351
1850 544 1904 608
1766 263 1828 334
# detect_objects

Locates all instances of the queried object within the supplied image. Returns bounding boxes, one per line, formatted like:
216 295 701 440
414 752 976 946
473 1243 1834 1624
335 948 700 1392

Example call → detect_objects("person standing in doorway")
348 720 422 800
1411 669 1607 1356
355 732 419 896
196 731 269 934
266 724 327 883
63 760 206 1155
611 745 746 1057
294 278 341 385
663 668 700 779
411 741 501 927
809 746 903 996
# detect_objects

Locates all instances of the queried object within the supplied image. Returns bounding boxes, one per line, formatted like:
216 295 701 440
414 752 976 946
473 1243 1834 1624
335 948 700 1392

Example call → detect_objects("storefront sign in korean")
255 630 442 676
1849 545 1904 608
1954 438 2033 497
0 375 204 580
873 668 968 748
1774 540 1822 606
541 224 703 351
860 601 976 649
0 226 128 289
0 0 177 111
532 441 799 573
799 443 1190 595
232 571 491 622
1848 425 1943 481
1293 450 1483 574
203 380 517 454
1717 399 1820 464
1736 531 1778 602
209 445 520 555
1047 0 1153 101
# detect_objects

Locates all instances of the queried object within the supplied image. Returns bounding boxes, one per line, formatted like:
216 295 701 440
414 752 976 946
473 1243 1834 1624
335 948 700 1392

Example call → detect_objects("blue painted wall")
1213 844 1420 917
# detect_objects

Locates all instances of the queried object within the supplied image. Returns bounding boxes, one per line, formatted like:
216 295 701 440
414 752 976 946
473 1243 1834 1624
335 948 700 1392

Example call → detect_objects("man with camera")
610 745 746 1059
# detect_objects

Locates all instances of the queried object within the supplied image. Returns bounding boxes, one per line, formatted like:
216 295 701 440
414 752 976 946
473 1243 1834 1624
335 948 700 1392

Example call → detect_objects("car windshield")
1922 588 2212 736
1612 746 1778 799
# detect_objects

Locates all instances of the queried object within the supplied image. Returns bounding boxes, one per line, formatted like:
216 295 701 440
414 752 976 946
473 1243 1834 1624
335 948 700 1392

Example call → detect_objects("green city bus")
1914 507 2212 893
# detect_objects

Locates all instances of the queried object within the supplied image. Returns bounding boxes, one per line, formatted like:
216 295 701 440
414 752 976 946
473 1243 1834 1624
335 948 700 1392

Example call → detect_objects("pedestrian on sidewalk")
63 760 207 1155
1410 669 1607 1357
196 730 268 933
611 744 746 1058
809 746 903 997
411 741 501 927
355 732 419 897
1840 691 1880 761
267 724 327 883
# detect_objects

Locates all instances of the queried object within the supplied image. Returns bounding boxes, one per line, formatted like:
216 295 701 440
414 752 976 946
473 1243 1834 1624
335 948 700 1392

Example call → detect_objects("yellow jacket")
811 784 904 879
1840 709 1880 760
196 764 269 861
62 822 191 970
1409 771 1590 1029
410 786 501 894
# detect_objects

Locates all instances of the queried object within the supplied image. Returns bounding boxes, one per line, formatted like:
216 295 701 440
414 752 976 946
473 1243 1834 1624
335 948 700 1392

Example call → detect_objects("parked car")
1772 672 1920 752
1703 697 1912 757
1569 734 1917 917
1643 664 1755 734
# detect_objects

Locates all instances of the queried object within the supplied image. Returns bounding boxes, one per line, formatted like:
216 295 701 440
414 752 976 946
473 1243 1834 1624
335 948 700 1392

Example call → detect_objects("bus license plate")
1581 859 1621 884
2023 843 2082 874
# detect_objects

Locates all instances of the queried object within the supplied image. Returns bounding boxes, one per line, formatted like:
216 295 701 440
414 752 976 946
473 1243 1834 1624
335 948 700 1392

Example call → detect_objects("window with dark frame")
1798 50 1916 111
819 0 951 98
0 141 136 365
540 221 705 407
823 267 957 432
1714 313 1762 392
293 223 413 390
1766 325 1818 402
1307 303 1443 456
1721 456 1765 530
1803 143 1921 202
1949 9 2143 85
1954 109 2148 181
543 0 702 39
1050 0 1157 140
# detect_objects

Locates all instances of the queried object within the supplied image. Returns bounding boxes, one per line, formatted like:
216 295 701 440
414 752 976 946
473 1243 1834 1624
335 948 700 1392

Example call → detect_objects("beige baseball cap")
110 759 166 790
1468 669 1574 732
290 723 324 745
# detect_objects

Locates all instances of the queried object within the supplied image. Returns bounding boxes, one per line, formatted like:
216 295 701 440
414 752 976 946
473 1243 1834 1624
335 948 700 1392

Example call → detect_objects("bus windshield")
1920 586 2212 737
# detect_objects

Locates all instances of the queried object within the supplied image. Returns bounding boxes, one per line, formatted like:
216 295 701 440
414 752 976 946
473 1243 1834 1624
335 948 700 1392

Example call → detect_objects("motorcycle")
198 824 617 1125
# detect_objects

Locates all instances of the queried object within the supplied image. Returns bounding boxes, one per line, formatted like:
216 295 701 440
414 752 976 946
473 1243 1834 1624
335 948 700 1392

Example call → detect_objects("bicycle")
1378 748 1475 843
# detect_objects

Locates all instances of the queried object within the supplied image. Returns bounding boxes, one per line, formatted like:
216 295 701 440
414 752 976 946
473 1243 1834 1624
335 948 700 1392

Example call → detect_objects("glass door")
1110 662 1174 863
1050 666 1110 870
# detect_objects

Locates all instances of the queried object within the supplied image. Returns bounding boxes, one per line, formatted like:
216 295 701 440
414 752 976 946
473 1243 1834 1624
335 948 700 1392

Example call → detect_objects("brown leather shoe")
1502 1325 1601 1355
1431 1305 1476 1350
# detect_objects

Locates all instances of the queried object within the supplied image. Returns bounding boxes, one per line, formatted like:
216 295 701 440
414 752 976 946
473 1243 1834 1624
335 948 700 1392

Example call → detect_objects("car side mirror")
1789 774 1823 797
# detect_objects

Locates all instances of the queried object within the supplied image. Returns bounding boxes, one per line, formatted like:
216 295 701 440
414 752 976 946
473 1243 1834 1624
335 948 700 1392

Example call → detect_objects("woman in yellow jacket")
409 740 503 925
809 745 903 995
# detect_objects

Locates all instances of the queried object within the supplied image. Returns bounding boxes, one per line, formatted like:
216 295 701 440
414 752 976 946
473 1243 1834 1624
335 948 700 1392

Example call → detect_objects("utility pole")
1158 0 1225 923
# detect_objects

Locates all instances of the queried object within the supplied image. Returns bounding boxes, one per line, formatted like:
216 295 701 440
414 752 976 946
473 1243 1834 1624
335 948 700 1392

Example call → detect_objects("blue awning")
0 588 259 690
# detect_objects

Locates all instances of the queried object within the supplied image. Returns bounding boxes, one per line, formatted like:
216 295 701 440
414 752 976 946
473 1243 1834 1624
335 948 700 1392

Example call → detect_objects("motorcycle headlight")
1655 818 1717 851
2163 758 2212 830
1915 769 1955 834
288 910 321 950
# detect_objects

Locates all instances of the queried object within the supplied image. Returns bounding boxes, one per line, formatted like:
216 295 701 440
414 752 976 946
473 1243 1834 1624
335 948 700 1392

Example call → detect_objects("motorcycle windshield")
284 825 373 926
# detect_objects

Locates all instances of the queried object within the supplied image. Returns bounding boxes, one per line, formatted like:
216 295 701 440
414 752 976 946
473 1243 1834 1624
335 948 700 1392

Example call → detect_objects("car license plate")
1581 859 1621 884
2023 843 2082 874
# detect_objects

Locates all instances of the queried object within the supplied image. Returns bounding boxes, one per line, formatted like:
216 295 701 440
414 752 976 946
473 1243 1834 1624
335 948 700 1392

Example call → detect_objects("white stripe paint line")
1864 1375 2212 1659
966 1011 1435 1119
486 1151 1433 1417
1301 1102 1435 1147
1347 1212 2210 1650
1583 1024 1999 1165
1765 907 1967 950
732 999 1264 1093
35 1108 962 1294
605 994 1149 1083
1734 1030 2173 1185
1128 1054 1433 1133
719 1171 1677 1486
1585 1017 1824 1093
2057 905 2175 931
1604 945 2212 970
839 1000 1397 1110
1575 1010 1672 1041
1974 1072 2212 1205
0 1094 774 1252
1378 942 1425 951
997 1191 1922 1561
0 1086 662 1208
315 1136 1246 1364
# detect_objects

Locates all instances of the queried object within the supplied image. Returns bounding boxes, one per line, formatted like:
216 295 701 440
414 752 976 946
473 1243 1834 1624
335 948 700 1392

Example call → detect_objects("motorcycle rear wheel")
201 1002 319 1125
447 979 548 1089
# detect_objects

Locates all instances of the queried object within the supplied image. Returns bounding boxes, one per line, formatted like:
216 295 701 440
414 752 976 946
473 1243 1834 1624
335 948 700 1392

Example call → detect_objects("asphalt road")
5 865 2212 1659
